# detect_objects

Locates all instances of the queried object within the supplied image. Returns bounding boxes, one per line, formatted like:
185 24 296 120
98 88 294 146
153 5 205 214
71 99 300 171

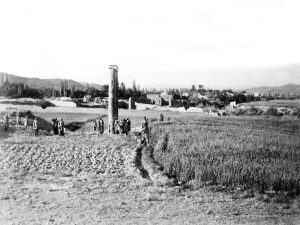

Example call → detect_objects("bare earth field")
0 104 300 224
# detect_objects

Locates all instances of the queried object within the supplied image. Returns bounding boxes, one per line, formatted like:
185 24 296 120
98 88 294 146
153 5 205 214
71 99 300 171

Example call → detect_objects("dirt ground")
0 125 300 224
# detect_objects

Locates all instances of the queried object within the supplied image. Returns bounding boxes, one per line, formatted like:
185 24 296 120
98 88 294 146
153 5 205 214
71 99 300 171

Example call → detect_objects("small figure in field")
3 113 9 131
23 116 29 130
119 119 124 134
114 120 120 134
33 117 38 136
123 118 130 135
16 113 21 126
141 116 150 145
93 120 97 132
126 117 131 133
58 118 65 136
99 117 104 134
52 118 59 135
159 113 164 122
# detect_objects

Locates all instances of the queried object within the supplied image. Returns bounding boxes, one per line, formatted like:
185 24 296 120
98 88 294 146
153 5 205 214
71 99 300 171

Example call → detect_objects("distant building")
254 93 261 97
147 94 162 106
83 94 92 103
230 101 237 109
226 92 234 97
197 93 208 99
94 97 107 104
146 91 174 106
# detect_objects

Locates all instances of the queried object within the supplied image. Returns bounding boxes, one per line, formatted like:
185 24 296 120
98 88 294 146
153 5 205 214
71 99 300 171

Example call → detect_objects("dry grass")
244 99 300 108
150 116 300 195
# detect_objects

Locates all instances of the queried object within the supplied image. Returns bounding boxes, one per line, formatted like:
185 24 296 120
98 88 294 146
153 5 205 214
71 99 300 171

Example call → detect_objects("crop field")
244 99 300 109
151 116 300 196
1 103 300 224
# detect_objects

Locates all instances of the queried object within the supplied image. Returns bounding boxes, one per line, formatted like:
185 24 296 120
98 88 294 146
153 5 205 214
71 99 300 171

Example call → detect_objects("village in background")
1 72 300 118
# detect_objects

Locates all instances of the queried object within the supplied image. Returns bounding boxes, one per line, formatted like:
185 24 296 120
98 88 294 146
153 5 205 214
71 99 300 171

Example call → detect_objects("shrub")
118 101 128 109
266 107 279 116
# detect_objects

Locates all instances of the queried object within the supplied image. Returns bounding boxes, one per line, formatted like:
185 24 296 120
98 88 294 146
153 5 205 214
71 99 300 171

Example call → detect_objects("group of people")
114 117 131 135
52 118 65 136
93 117 105 134
2 113 30 131
2 112 39 136
2 111 163 145
15 113 30 130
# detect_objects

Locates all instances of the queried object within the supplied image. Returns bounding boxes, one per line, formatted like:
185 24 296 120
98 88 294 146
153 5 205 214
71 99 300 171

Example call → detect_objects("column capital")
109 65 119 71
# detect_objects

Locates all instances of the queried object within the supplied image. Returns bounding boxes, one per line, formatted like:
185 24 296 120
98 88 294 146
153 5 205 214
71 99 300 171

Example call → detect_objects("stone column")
168 99 172 107
129 97 136 109
108 65 119 134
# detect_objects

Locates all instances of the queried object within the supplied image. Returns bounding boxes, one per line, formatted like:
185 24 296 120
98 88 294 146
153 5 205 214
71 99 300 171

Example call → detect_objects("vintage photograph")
0 0 299 224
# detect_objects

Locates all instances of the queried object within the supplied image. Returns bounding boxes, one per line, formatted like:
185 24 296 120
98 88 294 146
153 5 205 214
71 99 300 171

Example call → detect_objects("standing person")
99 117 104 134
16 113 21 126
3 113 9 131
52 118 58 135
96 119 101 134
141 116 150 145
55 118 59 135
114 120 120 134
93 120 97 132
58 118 65 136
123 119 128 135
126 118 131 133
159 113 164 122
119 119 124 134
33 117 38 136
23 116 28 130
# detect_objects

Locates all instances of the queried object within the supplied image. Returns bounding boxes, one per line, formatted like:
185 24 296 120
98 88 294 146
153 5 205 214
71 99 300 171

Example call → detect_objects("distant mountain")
0 73 105 91
79 82 105 90
245 84 300 95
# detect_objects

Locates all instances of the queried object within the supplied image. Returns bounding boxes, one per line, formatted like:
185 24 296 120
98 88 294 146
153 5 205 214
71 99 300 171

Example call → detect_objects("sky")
0 0 300 89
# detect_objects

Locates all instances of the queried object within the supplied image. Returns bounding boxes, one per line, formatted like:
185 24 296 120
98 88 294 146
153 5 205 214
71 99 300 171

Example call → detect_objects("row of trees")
0 80 282 107
0 80 151 104
0 82 43 98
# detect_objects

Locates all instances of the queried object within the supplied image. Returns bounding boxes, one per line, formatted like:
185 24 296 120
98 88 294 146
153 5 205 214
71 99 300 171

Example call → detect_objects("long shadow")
135 145 150 179
64 115 108 132
64 121 86 131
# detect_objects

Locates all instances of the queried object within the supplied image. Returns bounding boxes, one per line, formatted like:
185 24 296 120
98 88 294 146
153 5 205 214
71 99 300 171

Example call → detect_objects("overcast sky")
0 0 299 89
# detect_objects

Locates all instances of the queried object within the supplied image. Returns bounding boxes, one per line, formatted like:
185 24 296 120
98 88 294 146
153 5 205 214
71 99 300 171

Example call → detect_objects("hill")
79 82 105 90
245 84 300 95
0 73 105 91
